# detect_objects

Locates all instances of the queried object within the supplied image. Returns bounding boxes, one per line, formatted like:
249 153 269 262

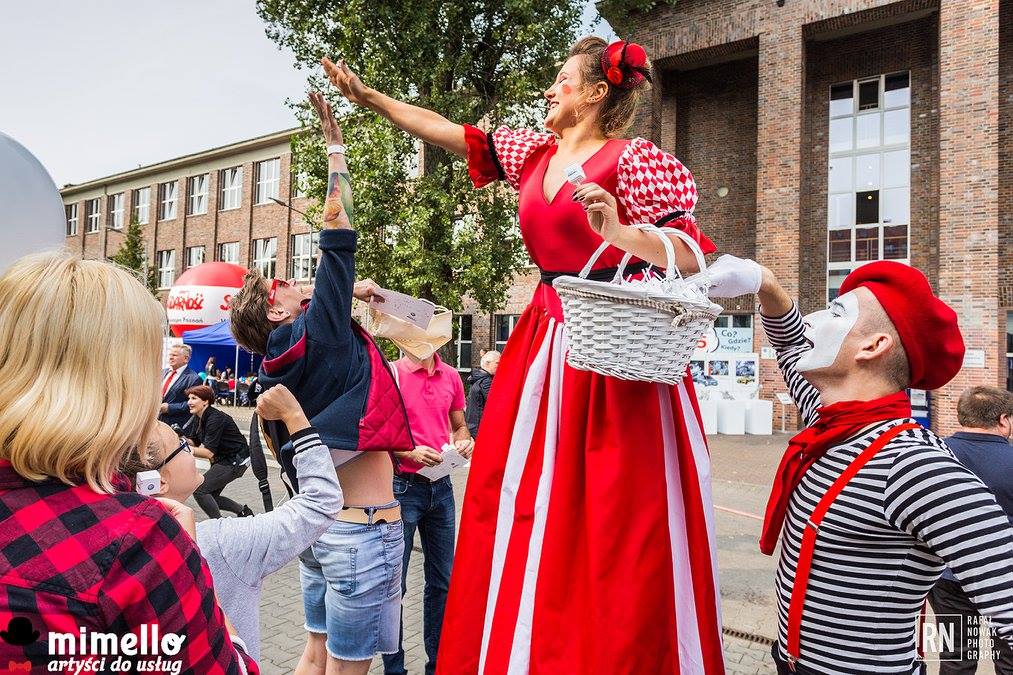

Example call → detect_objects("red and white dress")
437 125 725 675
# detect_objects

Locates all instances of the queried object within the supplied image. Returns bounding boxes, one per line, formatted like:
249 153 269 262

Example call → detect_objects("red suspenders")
786 422 921 671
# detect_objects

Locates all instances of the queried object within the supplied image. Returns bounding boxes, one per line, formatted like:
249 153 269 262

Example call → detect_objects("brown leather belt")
336 503 401 525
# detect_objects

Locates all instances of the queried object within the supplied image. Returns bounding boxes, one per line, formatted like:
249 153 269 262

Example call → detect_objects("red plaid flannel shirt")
0 460 258 674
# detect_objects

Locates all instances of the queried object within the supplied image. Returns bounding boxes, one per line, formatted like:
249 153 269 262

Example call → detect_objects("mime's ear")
853 331 894 365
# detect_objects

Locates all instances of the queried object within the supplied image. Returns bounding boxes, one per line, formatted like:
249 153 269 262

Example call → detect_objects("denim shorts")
300 512 405 661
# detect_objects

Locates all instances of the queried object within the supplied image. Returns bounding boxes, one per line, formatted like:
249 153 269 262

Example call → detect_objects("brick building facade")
606 0 1012 433
60 129 538 378
62 129 314 288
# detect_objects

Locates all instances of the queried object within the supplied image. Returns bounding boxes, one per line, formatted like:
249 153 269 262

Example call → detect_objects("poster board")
693 326 754 358
689 352 759 399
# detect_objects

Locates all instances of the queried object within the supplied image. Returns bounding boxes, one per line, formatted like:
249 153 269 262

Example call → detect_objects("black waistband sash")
539 260 651 285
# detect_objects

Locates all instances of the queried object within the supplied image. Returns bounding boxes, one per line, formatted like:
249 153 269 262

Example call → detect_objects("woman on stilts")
324 36 726 675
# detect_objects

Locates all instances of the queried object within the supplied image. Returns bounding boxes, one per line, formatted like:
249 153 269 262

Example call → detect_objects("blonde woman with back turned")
0 251 258 674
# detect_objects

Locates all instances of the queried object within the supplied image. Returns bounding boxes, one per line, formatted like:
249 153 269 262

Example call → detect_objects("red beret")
839 261 964 390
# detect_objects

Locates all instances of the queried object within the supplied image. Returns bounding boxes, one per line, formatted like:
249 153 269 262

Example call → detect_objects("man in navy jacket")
929 385 1013 674
159 344 202 428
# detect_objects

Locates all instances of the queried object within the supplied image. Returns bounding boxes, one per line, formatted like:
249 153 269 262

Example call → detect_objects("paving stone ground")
199 409 994 674
196 407 779 674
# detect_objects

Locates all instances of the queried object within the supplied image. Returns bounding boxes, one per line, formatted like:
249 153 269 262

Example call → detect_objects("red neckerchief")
759 390 912 555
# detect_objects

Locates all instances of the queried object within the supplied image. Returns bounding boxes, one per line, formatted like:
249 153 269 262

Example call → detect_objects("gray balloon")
0 131 67 274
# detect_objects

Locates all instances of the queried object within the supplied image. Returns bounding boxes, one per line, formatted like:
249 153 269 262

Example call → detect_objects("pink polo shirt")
394 354 467 474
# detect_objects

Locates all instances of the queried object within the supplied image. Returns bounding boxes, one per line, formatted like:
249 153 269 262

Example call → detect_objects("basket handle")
611 224 708 282
577 240 614 279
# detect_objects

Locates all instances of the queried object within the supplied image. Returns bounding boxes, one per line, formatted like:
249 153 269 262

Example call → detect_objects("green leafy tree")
257 0 583 312
108 217 159 296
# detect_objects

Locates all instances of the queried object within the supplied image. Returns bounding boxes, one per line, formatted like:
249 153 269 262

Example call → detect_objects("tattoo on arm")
323 171 354 225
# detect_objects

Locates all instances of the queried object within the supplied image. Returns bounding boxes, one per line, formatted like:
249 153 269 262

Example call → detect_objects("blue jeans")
383 475 456 675
300 512 405 661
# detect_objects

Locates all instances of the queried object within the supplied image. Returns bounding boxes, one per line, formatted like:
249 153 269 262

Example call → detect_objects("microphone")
563 164 586 186
135 470 161 496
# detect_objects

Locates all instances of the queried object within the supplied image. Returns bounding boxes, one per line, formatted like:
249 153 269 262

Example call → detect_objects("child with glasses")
123 385 343 662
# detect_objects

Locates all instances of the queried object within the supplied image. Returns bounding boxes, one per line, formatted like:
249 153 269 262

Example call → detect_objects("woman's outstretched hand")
322 57 369 106
572 182 622 243
308 91 343 146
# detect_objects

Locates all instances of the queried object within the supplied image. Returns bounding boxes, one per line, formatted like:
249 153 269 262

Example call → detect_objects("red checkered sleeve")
97 500 259 675
463 124 554 190
616 137 716 254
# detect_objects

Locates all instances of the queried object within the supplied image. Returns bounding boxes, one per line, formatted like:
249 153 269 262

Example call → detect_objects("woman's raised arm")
322 57 467 157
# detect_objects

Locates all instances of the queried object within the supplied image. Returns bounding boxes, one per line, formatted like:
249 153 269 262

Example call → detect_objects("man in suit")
159 344 202 428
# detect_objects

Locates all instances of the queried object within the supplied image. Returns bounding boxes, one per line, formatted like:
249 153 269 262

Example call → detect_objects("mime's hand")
705 255 763 298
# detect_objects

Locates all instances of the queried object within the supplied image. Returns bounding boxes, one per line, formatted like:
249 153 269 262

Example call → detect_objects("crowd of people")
0 33 1012 675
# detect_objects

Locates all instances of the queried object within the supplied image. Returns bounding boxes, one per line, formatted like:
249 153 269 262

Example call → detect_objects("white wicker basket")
553 224 722 384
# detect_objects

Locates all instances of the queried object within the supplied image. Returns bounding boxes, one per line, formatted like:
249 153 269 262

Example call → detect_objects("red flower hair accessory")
600 40 652 89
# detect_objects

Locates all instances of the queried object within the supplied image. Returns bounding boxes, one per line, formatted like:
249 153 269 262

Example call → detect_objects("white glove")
705 254 762 298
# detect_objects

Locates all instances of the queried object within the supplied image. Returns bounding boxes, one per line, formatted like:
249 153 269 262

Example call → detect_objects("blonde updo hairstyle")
569 36 652 138
0 251 166 493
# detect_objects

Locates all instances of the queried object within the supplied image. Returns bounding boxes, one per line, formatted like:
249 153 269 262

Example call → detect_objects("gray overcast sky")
1 1 610 188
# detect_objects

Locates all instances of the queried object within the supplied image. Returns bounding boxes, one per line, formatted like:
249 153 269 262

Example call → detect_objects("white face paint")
796 291 861 373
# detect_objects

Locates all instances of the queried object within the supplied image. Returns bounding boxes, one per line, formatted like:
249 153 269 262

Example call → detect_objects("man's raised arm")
310 91 354 231
301 91 357 347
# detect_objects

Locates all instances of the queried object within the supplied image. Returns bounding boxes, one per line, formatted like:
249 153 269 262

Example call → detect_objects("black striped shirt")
762 304 1013 674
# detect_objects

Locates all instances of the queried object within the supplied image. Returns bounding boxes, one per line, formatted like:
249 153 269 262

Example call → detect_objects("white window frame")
252 237 277 278
156 249 176 289
455 314 473 372
289 232 319 282
255 158 281 205
108 193 125 229
158 181 178 221
827 72 911 303
494 314 520 352
217 241 240 264
187 174 209 216
1006 311 1013 392
133 187 150 225
219 166 243 210
185 246 205 269
85 198 101 233
713 315 754 329
65 203 78 236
